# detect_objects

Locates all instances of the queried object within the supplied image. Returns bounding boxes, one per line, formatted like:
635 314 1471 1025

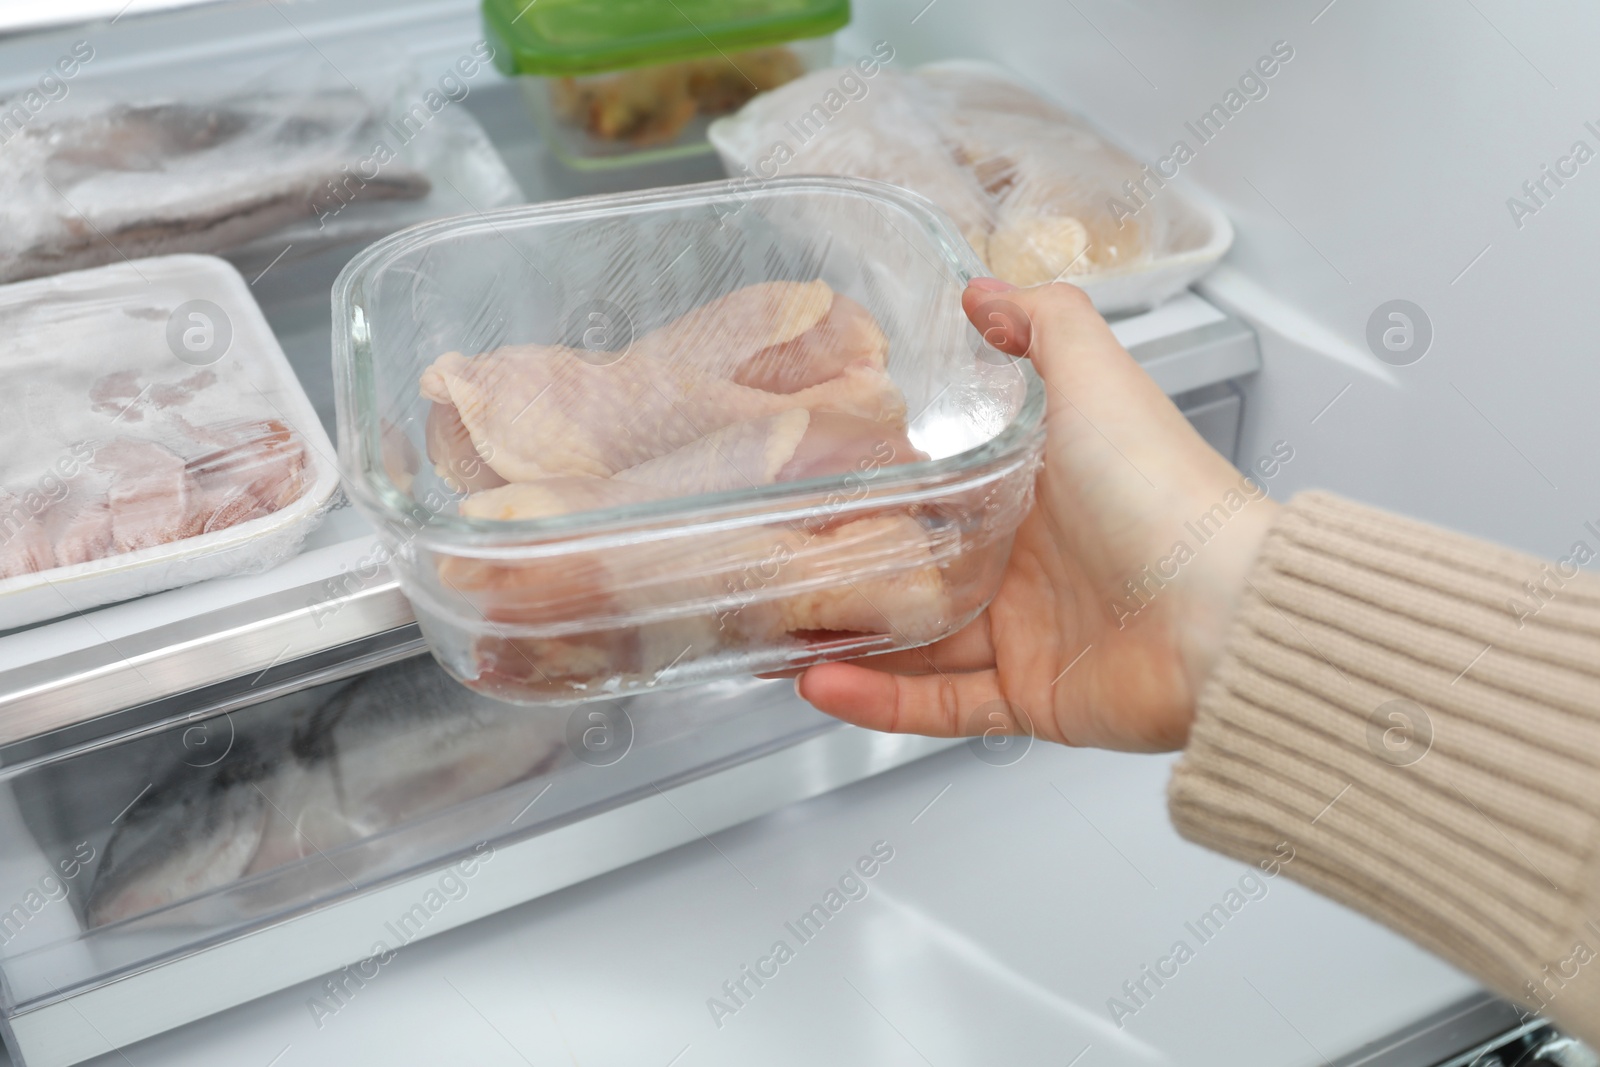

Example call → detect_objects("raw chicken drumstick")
420 281 966 697
458 511 958 698
439 409 948 688
609 410 924 496
419 281 900 484
421 347 901 483
631 280 889 393
455 410 923 522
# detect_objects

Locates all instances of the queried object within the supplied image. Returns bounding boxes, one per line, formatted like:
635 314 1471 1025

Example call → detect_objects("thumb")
962 279 1179 433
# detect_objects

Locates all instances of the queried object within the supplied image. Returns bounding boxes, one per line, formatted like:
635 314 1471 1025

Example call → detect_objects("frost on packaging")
0 255 337 622
0 50 522 286
712 63 1225 303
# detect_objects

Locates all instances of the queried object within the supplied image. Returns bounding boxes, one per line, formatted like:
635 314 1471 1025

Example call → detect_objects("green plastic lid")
482 0 850 77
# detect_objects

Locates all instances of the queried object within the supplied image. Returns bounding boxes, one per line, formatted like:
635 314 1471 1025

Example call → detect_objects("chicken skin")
419 281 976 697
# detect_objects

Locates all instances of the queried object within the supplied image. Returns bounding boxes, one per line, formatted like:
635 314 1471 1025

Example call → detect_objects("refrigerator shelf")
0 287 1257 752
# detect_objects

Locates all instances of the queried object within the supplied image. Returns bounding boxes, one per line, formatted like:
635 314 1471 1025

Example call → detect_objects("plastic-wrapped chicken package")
334 176 1045 703
0 255 339 628
0 49 522 285
709 60 1234 312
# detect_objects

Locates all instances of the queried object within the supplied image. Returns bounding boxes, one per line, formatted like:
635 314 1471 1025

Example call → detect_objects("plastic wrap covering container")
0 655 831 1029
710 59 1235 313
0 254 339 629
481 0 849 170
0 51 523 286
333 176 1045 703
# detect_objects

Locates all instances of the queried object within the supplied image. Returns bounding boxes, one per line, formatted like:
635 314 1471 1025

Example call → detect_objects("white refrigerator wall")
847 0 1600 560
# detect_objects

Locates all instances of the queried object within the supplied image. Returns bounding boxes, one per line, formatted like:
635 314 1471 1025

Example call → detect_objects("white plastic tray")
0 255 340 628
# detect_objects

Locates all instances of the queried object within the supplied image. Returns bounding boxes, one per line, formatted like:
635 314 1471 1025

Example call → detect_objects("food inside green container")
482 0 849 166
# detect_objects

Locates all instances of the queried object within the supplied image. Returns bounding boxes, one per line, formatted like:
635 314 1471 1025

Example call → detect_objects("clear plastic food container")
481 0 848 170
0 254 339 628
333 176 1044 703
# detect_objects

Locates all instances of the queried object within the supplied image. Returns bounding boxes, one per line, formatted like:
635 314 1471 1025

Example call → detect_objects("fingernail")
967 277 1017 292
793 673 807 701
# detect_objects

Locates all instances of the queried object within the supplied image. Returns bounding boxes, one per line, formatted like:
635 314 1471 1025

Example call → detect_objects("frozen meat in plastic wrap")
720 70 995 253
0 52 522 285
0 255 339 628
709 60 1232 312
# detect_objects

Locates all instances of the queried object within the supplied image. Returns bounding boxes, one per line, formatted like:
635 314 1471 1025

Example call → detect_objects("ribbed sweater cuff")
1169 491 1600 1034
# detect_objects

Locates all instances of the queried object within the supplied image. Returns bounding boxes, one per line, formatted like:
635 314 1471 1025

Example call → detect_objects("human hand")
794 280 1278 752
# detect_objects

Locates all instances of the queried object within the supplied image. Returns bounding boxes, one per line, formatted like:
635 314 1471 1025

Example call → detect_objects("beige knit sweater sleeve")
1169 491 1600 1046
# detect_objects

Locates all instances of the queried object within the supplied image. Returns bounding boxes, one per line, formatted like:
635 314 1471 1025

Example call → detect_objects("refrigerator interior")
2 0 1591 1063
846 0 1600 558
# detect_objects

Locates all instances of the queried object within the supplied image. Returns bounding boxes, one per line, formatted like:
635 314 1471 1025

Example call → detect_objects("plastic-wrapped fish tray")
0 255 340 628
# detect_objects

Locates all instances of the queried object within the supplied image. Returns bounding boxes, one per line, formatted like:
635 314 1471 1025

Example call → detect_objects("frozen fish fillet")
86 739 275 928
85 656 565 927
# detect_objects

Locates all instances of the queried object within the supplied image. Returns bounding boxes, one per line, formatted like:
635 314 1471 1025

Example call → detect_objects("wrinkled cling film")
0 256 332 615
0 50 520 285
340 180 1044 702
713 62 1223 288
